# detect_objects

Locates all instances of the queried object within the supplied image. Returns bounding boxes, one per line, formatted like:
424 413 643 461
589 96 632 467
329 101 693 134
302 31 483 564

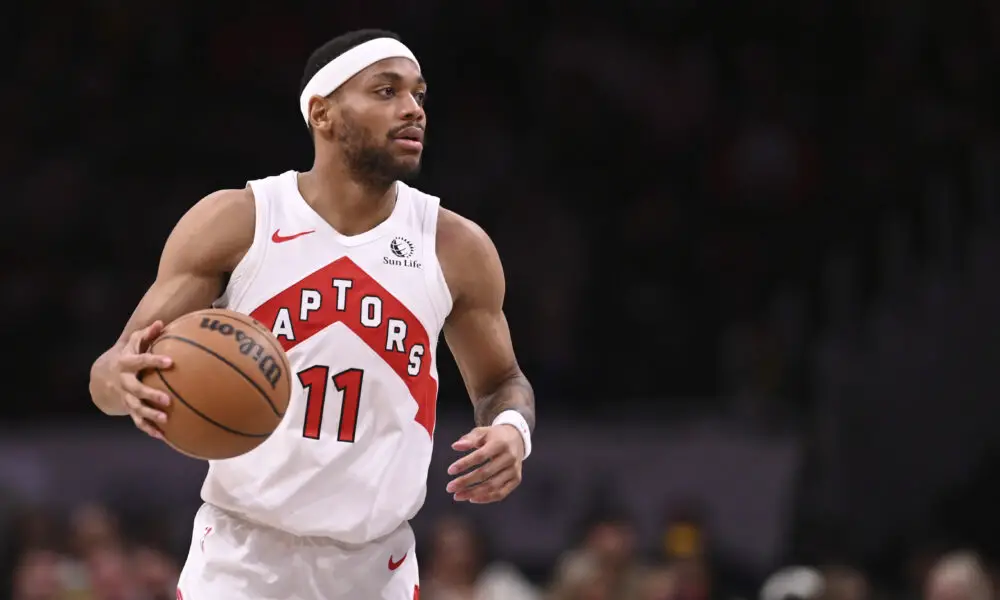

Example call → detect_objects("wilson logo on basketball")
199 317 285 389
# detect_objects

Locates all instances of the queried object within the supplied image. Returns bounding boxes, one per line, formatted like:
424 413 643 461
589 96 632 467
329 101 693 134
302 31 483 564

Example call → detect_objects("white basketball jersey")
201 170 453 543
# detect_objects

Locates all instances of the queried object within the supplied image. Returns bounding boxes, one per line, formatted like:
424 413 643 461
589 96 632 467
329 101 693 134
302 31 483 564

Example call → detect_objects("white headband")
299 37 420 124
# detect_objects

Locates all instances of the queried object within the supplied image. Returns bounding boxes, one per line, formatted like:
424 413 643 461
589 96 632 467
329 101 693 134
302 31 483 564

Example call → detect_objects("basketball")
139 308 291 460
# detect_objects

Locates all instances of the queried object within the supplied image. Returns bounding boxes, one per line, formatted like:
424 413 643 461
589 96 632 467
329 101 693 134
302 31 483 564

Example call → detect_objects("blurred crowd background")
4 0 1000 599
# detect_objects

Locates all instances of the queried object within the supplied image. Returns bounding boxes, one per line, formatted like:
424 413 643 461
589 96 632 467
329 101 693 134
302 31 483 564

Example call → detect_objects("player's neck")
297 168 397 237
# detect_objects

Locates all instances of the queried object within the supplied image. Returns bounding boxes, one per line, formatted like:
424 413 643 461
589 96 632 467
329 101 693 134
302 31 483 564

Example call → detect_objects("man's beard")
337 112 421 189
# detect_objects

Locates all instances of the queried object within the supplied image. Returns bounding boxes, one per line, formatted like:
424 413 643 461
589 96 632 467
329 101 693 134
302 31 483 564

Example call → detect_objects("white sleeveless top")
200 170 453 543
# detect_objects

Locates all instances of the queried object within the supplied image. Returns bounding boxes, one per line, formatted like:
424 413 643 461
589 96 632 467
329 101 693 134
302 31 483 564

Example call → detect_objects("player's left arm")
438 208 535 504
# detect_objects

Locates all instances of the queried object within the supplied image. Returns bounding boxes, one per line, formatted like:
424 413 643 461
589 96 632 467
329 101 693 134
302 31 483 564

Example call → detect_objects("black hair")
299 29 402 96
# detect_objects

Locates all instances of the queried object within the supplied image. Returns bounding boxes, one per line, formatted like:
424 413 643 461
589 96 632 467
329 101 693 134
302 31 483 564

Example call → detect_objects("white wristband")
492 410 532 459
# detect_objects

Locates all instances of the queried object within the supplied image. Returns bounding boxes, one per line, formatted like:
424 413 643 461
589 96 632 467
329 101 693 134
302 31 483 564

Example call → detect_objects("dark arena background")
3 1 1000 599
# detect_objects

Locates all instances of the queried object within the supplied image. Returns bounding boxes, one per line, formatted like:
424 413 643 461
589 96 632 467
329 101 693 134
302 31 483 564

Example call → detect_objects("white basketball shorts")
176 503 420 600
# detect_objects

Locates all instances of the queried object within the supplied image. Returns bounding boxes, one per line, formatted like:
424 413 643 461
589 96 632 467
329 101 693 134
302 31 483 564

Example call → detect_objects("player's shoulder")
166 187 256 272
436 207 504 307
176 187 255 243
436 207 494 256
190 187 256 223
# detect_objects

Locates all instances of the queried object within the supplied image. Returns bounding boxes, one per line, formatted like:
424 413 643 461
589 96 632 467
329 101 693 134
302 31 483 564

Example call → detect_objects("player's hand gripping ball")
136 309 292 460
114 320 174 440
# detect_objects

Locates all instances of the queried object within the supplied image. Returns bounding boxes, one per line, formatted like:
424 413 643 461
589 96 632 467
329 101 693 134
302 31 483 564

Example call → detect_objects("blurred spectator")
902 544 950 600
86 546 151 600
2 502 181 600
821 566 870 600
130 546 179 600
68 506 122 558
548 551 616 600
760 566 824 600
83 546 141 600
551 512 645 600
11 549 63 600
660 512 719 600
421 515 538 600
924 552 994 600
639 566 678 600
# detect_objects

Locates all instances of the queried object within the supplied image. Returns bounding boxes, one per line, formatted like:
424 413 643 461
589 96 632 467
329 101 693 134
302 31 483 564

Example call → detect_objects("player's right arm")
88 188 255 436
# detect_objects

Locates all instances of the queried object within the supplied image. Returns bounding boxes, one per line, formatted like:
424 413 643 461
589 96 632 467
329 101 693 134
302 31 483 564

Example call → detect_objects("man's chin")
390 159 421 182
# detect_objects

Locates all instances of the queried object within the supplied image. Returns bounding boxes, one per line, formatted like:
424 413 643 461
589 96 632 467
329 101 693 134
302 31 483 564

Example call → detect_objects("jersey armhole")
421 196 454 324
215 183 271 309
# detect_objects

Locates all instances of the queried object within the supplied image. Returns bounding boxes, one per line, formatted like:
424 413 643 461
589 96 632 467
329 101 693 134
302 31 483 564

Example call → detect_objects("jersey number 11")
296 366 364 442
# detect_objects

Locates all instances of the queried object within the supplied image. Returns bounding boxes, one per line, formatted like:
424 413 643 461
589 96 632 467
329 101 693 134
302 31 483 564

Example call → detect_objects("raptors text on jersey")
249 255 436 437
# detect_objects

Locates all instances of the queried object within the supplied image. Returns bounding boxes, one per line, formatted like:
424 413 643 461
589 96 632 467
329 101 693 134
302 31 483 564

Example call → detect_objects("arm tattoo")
473 373 536 431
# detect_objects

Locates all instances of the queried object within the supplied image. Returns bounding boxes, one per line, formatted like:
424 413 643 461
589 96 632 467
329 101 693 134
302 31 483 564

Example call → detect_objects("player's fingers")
125 331 142 354
451 427 489 452
137 401 169 425
119 352 173 372
447 463 495 495
446 442 501 476
126 326 151 350
124 321 164 355
120 375 171 407
121 392 142 411
139 320 165 344
123 393 168 423
452 467 508 501
131 413 165 440
468 476 519 505
446 452 512 493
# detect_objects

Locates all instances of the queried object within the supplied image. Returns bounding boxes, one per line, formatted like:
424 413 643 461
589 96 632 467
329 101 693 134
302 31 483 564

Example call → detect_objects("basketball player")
87 30 535 600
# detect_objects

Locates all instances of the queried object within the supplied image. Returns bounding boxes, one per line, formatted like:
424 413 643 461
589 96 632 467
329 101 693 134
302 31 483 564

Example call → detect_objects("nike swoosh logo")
271 229 315 243
388 552 407 571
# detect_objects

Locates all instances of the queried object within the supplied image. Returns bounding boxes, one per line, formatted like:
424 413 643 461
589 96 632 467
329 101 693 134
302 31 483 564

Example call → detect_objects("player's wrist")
89 355 122 416
491 410 532 459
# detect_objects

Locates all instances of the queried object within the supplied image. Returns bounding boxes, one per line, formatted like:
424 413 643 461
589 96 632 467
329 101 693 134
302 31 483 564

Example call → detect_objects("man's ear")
308 96 336 133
